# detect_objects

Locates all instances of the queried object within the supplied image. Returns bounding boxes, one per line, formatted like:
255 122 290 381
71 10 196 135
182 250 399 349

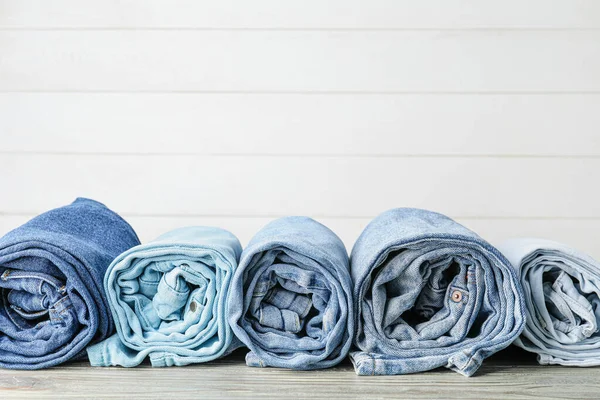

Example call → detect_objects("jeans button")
451 290 463 303
190 301 197 312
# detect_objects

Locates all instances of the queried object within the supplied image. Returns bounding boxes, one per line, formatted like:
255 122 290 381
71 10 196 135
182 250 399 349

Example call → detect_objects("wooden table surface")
0 347 597 399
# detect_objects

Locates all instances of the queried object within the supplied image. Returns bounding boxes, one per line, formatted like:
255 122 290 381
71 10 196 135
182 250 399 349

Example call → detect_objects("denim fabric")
87 227 242 367
228 217 353 370
350 208 525 376
0 198 140 369
498 238 600 366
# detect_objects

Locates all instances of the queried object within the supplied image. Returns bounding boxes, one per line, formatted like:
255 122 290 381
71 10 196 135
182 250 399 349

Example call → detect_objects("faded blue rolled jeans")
87 227 242 367
498 238 600 366
351 208 525 376
0 198 140 369
228 217 353 369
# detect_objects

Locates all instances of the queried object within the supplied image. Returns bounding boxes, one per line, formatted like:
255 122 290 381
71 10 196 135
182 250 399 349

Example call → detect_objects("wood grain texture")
0 350 598 400
2 93 600 156
1 31 599 92
1 0 599 29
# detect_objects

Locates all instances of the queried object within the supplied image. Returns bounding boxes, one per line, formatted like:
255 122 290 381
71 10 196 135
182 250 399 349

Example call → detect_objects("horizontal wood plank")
2 93 599 156
0 31 599 92
0 155 598 218
1 0 599 29
0 351 598 399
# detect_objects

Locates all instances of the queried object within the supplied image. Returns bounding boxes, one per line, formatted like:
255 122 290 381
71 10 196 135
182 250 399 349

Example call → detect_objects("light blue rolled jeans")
87 227 242 367
228 217 354 370
498 238 600 366
351 208 525 376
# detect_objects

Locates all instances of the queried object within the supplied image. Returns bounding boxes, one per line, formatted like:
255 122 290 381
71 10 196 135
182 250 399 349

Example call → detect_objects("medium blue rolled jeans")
228 217 353 370
0 198 140 369
351 208 525 376
498 238 600 366
87 227 242 367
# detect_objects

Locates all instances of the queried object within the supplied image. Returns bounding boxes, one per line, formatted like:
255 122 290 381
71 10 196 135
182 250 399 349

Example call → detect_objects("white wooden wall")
1 1 599 258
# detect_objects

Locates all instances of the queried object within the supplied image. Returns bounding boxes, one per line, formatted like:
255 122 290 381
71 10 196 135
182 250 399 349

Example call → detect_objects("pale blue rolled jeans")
498 238 600 366
87 227 242 367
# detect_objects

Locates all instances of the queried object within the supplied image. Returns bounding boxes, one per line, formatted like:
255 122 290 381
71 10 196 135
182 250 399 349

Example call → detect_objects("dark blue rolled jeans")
351 208 525 376
0 198 140 369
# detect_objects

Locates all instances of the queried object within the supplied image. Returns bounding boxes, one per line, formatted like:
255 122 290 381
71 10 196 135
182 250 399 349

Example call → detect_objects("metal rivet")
451 290 463 303
1 269 11 280
190 301 197 312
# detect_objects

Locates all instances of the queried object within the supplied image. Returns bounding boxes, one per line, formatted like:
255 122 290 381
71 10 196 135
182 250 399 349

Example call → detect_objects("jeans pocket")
546 272 597 338
0 269 65 294
138 268 161 298
10 305 49 320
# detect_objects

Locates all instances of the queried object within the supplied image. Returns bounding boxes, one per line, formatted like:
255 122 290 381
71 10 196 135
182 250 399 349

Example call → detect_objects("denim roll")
87 227 242 367
228 217 353 369
498 238 600 366
351 208 525 376
0 198 140 369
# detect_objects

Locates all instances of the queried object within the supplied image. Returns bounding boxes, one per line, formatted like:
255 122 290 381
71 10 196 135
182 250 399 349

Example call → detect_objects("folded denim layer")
498 238 600 366
87 227 242 367
228 217 353 370
0 198 140 369
350 208 525 376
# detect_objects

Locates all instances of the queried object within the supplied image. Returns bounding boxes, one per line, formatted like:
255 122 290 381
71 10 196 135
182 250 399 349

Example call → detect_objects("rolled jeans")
0 198 140 369
498 238 600 366
87 227 242 367
350 208 525 376
228 217 353 370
